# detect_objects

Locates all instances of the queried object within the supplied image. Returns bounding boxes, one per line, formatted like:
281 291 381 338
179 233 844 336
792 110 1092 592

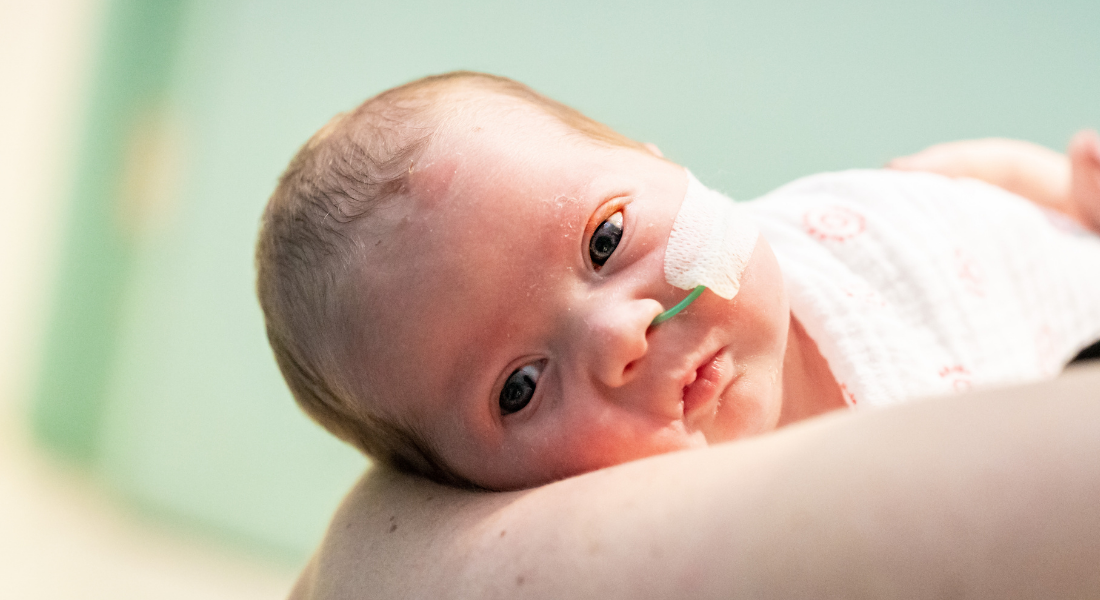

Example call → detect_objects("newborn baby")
256 71 1100 490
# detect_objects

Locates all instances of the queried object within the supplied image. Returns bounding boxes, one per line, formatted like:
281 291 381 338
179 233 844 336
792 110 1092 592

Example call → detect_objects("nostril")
588 299 660 387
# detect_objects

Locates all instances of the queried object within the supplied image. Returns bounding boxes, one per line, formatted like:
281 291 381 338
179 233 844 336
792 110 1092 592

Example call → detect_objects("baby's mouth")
681 349 727 422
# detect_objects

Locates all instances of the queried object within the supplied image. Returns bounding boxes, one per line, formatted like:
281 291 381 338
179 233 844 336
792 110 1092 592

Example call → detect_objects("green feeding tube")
651 285 706 326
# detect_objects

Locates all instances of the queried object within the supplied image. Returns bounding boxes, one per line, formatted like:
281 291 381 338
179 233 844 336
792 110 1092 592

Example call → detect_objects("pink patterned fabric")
745 169 1100 408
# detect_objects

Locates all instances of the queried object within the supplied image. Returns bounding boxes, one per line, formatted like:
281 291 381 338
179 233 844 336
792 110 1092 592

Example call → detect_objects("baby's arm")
889 130 1100 233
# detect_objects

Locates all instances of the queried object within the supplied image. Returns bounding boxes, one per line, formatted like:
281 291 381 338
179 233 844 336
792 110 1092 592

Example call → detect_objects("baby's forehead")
427 90 577 149
411 107 577 199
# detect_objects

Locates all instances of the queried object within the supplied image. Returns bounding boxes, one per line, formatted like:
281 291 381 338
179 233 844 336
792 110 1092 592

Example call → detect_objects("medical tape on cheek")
663 170 759 300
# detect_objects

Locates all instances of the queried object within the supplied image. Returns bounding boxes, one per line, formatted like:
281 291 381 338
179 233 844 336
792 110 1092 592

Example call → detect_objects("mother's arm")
293 364 1100 600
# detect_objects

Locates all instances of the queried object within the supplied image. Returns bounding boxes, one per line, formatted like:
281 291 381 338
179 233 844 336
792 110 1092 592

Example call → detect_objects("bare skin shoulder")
292 363 1100 600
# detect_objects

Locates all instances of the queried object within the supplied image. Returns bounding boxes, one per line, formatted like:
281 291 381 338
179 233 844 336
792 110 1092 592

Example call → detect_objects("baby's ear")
644 143 664 158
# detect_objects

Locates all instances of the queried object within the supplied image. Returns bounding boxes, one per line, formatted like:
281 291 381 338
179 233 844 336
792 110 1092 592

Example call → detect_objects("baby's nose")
580 298 665 389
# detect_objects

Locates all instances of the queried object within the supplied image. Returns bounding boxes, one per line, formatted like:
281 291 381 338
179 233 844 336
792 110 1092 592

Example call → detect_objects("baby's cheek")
547 417 698 478
732 240 789 338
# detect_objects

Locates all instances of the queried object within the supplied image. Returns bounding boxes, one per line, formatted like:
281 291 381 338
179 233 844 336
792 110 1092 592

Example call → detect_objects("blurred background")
1 0 1097 597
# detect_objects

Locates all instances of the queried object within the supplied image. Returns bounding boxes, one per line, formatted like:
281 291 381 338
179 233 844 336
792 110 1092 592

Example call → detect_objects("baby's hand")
1068 130 1100 233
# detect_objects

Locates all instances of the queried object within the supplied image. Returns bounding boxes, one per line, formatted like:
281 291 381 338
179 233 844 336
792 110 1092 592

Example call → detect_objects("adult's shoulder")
293 364 1100 600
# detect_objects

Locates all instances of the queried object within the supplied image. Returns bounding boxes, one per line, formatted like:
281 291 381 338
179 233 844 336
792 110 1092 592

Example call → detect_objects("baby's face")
349 101 791 489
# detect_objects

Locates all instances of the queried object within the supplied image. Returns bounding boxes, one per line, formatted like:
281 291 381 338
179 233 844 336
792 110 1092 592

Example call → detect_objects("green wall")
32 0 191 467
33 0 1100 562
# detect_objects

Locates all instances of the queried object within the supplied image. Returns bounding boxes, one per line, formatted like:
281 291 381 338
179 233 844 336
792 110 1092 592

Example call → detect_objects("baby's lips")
680 349 727 423
663 170 759 299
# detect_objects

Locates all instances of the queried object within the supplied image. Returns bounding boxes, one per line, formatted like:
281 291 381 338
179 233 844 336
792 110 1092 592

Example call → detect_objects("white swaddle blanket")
744 169 1100 408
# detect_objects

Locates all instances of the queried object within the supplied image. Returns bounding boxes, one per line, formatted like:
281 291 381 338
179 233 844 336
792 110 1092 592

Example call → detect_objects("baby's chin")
473 430 709 491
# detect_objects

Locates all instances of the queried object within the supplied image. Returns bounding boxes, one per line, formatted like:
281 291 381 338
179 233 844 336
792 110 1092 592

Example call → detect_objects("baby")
256 71 1100 491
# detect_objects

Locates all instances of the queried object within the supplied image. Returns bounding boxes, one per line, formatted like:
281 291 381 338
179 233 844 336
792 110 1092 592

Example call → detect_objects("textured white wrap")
663 171 759 299
745 169 1100 408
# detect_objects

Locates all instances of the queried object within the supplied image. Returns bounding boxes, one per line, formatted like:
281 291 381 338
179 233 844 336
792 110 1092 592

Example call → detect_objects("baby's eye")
500 362 543 416
589 211 623 268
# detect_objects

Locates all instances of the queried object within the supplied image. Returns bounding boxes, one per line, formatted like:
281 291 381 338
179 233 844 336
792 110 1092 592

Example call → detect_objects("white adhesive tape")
663 170 759 300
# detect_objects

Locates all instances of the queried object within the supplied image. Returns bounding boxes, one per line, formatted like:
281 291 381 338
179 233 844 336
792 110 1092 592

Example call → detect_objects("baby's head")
257 72 792 490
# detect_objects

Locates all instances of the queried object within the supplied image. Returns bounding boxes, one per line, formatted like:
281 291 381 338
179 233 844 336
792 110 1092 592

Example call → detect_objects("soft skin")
288 122 1100 597
889 129 1100 234
292 364 1100 600
343 98 842 490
